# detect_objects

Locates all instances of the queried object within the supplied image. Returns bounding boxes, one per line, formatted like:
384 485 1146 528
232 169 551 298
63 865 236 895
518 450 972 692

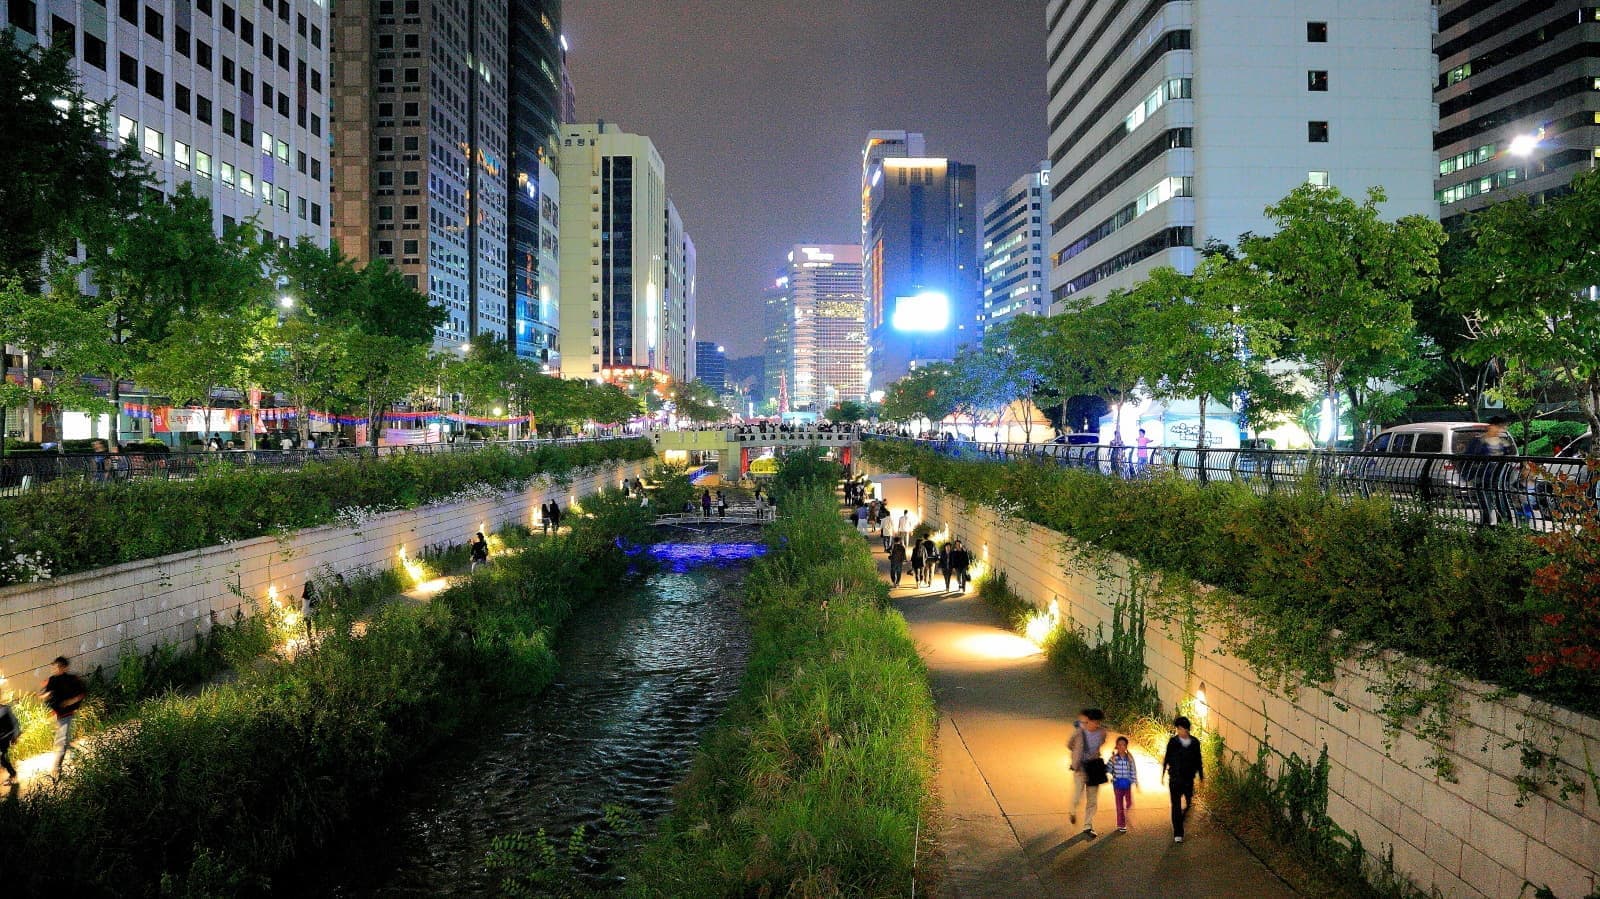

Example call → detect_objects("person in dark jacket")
937 543 953 591
0 696 19 787
1161 715 1205 843
909 538 927 587
549 501 562 531
469 532 490 572
949 540 972 593
920 537 937 587
701 489 714 518
888 537 907 585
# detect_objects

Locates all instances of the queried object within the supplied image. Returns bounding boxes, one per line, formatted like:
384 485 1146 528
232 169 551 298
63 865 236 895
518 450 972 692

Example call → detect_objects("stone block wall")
0 461 648 686
875 466 1599 898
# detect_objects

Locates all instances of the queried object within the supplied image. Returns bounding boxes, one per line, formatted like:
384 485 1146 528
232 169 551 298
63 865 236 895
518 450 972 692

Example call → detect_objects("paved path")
869 540 1295 898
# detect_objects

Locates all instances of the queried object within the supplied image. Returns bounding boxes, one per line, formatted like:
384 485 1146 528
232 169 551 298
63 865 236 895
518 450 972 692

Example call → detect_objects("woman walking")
909 538 927 587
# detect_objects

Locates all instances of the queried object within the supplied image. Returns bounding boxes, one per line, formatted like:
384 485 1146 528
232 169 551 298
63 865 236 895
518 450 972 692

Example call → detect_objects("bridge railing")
0 435 636 498
863 434 1596 533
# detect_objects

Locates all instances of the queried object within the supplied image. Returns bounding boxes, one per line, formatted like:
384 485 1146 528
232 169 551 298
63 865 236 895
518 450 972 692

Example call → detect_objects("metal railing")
0 435 636 498
864 435 1597 532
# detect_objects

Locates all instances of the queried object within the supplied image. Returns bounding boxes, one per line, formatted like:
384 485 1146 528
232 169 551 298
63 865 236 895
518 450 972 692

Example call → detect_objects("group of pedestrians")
697 488 730 517
1068 708 1205 842
538 500 563 535
887 534 972 591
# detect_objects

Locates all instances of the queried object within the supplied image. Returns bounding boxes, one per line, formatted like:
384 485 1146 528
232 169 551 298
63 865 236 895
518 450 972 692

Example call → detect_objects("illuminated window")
1308 171 1329 187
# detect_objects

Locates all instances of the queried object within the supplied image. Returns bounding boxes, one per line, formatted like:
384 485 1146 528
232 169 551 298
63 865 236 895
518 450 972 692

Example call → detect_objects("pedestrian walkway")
871 541 1295 898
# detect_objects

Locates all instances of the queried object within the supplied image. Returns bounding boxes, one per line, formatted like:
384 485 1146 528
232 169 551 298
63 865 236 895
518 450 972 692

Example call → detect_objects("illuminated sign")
892 292 951 333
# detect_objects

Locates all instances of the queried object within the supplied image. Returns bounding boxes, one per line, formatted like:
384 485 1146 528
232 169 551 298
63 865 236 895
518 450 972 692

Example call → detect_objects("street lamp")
1508 131 1543 157
279 294 295 310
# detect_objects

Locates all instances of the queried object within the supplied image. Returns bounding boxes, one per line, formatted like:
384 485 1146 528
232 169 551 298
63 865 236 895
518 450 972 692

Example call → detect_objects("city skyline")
562 0 1048 357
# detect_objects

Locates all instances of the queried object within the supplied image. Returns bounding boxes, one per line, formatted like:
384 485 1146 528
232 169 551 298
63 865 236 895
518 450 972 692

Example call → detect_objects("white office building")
557 122 693 383
6 0 332 246
980 161 1051 332
1044 0 1436 311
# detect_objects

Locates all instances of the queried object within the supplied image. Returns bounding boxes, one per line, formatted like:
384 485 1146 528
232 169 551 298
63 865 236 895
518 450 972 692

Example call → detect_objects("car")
1348 422 1518 493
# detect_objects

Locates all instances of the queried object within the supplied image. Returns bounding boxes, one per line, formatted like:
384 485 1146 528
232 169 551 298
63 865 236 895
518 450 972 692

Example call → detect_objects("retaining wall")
871 465 1600 899
0 460 648 685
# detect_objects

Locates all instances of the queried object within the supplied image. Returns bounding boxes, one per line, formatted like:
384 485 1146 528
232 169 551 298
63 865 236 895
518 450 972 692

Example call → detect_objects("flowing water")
303 539 762 896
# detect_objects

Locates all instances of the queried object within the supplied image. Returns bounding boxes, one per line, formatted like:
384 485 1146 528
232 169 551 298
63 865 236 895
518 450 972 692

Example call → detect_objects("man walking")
1068 707 1108 837
937 542 953 591
549 501 562 532
40 656 86 778
1161 715 1205 843
949 540 972 592
1465 417 1516 528
888 537 907 586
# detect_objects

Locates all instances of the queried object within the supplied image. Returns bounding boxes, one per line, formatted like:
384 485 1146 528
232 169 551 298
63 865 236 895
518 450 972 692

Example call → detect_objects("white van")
1354 422 1517 490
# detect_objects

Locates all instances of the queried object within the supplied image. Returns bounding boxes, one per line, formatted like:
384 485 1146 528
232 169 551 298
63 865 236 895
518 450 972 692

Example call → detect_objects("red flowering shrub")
1527 460 1600 676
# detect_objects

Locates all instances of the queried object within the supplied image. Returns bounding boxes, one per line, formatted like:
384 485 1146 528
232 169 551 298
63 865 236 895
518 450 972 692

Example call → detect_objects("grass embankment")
861 439 1591 715
628 484 937 896
0 437 653 585
0 490 653 897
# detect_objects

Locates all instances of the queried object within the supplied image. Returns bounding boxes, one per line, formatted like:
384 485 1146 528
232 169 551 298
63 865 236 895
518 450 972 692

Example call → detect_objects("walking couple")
1068 710 1204 843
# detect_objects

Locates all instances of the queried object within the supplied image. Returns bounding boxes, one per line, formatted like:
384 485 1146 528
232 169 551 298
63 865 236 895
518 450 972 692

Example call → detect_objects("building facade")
331 0 510 348
1434 1 1600 229
762 281 792 412
980 161 1051 332
695 340 726 394
1044 0 1436 312
862 148 978 391
557 122 694 382
6 0 332 246
507 0 563 364
777 244 866 410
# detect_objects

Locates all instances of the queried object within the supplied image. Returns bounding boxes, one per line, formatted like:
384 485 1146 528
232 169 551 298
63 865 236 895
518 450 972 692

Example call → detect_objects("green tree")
0 29 147 289
1243 185 1446 448
0 274 116 448
1132 255 1295 447
336 260 443 445
969 321 1046 442
671 380 729 424
136 305 272 440
880 366 956 429
1444 169 1600 455
824 400 868 424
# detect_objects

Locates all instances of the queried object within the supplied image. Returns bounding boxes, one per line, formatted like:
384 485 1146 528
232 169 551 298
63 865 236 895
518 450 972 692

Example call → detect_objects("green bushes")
630 487 935 896
0 490 650 896
860 440 1590 714
0 438 652 585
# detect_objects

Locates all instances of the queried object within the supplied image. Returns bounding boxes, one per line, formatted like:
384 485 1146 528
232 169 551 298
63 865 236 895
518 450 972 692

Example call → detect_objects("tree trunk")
1196 394 1208 449
1323 372 1340 450
1582 377 1600 462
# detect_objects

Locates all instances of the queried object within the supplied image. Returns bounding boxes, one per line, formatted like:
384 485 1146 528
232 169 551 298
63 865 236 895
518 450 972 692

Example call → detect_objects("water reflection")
647 541 767 571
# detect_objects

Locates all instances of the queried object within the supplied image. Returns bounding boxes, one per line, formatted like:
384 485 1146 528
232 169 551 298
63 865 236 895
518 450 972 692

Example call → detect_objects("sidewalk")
872 540 1295 898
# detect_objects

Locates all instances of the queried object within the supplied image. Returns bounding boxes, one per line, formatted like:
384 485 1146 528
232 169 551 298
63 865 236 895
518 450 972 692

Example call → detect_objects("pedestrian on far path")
40 656 86 779
1069 707 1108 837
701 489 713 518
910 539 927 586
1162 715 1204 843
938 542 953 591
879 515 894 553
896 509 913 544
0 695 20 788
949 540 972 593
540 501 553 535
470 532 490 572
717 491 728 517
549 501 562 532
920 537 937 587
888 537 907 586
1465 416 1516 528
1110 735 1139 832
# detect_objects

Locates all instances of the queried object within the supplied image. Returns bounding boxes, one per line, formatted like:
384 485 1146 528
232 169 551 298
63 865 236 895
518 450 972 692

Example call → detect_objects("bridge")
651 511 772 533
648 427 860 473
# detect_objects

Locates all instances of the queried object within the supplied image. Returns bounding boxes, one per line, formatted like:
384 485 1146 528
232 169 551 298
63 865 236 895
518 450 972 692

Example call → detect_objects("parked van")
1353 422 1518 490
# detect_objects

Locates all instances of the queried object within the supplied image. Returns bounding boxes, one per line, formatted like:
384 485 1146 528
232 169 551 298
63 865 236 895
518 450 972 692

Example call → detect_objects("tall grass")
628 487 936 896
0 489 652 896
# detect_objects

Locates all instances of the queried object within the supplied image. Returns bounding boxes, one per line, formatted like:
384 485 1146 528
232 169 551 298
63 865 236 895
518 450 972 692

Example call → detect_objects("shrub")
0 438 653 585
860 440 1592 715
0 492 651 896
630 487 935 895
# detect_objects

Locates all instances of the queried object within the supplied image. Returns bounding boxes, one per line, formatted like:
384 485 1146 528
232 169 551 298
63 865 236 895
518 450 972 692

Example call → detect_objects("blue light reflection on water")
647 542 768 572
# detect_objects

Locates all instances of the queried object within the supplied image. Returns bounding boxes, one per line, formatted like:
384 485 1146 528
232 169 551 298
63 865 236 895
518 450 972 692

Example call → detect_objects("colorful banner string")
120 403 534 428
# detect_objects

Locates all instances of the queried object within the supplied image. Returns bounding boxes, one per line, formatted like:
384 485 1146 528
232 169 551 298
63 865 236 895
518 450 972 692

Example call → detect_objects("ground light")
397 545 429 585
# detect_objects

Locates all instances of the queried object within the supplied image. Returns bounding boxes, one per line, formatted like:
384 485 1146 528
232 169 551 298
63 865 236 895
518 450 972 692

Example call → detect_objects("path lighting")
492 407 504 416
1193 684 1210 721
397 545 428 585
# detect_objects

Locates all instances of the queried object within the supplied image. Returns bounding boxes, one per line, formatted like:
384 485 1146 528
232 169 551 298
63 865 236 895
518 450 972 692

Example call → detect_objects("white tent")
1097 396 1242 449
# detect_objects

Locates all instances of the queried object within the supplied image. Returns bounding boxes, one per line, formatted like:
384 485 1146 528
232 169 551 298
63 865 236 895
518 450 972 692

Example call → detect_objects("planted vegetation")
0 438 652 585
630 454 936 895
0 489 652 896
862 440 1595 716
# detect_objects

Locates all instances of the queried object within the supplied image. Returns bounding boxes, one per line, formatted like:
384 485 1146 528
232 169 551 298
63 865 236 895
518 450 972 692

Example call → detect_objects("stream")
301 538 762 896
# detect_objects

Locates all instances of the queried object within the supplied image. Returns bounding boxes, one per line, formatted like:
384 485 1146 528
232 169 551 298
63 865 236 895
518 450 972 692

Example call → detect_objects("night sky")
563 0 1049 358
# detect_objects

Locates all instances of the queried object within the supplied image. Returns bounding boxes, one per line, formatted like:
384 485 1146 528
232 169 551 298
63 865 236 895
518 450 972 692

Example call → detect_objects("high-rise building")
695 340 726 394
862 148 978 391
777 245 866 410
1044 1 1436 312
332 0 510 347
762 281 792 412
557 122 692 382
664 199 697 381
7 0 332 246
861 130 925 248
507 0 564 364
1434 1 1600 229
981 161 1051 332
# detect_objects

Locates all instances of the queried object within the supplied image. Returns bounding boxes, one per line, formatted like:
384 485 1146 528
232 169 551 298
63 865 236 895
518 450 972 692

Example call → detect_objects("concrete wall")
0 460 648 686
881 467 1599 898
